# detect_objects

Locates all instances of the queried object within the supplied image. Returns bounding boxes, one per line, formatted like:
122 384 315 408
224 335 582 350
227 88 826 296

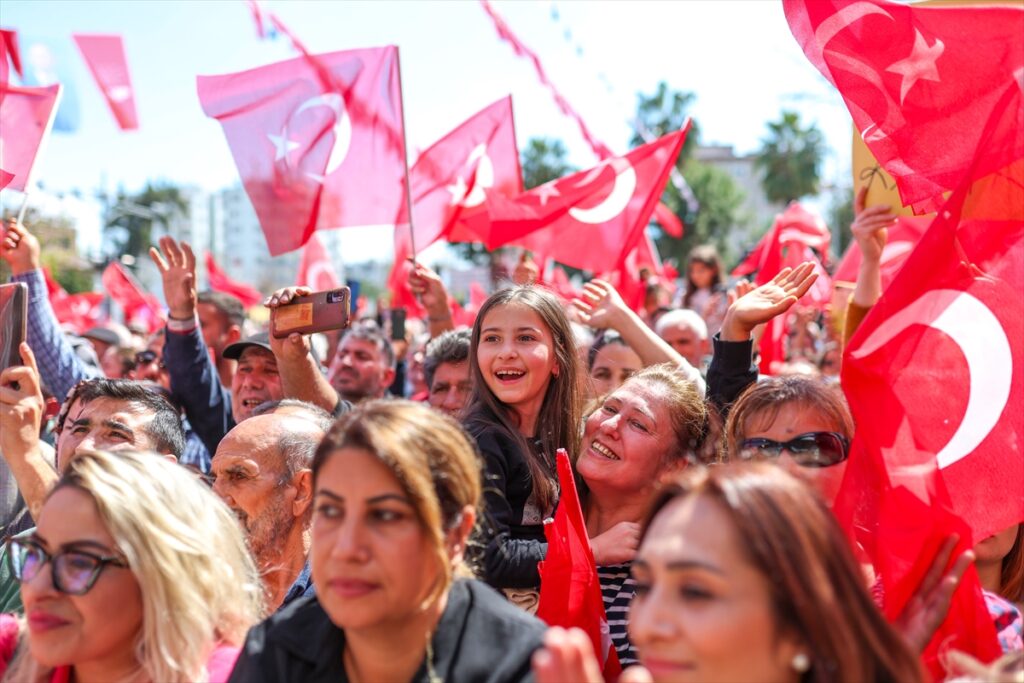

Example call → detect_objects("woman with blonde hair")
229 400 546 682
0 450 263 683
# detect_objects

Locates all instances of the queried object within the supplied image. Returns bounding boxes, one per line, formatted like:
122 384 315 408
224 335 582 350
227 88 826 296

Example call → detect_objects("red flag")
204 252 263 308
408 95 522 251
833 215 931 287
296 233 341 292
784 0 1024 213
197 46 407 256
0 169 13 190
0 82 61 192
101 261 162 333
838 160 1020 676
652 201 683 239
733 202 831 278
537 450 622 683
1 28 22 85
42 267 106 334
490 127 688 274
72 34 139 131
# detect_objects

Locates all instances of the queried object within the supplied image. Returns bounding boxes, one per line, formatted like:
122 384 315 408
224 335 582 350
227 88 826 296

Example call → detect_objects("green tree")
0 207 94 292
755 110 824 204
629 82 745 266
104 181 187 259
829 187 855 258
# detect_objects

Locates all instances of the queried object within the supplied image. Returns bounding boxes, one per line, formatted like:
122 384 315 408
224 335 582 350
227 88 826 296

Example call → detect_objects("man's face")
427 361 472 417
231 347 284 422
211 416 305 565
56 397 159 471
328 336 395 403
197 303 235 360
660 322 706 368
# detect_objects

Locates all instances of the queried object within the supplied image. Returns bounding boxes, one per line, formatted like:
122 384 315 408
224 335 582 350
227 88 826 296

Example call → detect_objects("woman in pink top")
0 450 263 682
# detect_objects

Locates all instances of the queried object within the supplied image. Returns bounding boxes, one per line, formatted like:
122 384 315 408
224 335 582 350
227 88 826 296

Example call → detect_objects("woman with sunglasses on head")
0 449 263 683
228 401 546 682
534 463 926 683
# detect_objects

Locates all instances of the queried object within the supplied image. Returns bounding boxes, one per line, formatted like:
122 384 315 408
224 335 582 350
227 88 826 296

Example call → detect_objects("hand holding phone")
271 288 352 339
0 283 27 375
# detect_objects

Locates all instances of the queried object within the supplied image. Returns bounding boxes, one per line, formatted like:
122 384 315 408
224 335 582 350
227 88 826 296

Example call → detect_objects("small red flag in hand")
72 34 139 131
296 233 342 292
197 46 407 256
537 449 622 683
489 126 689 274
784 0 1024 213
205 253 263 308
0 82 61 192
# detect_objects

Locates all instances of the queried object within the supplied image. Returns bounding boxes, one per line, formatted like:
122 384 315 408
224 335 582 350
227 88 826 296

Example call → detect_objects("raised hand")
0 343 45 463
0 218 41 275
573 279 629 331
852 186 895 265
149 236 197 320
407 260 450 317
264 286 314 362
719 262 818 342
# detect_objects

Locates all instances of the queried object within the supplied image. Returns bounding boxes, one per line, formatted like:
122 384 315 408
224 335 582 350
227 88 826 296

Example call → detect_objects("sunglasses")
5 536 128 596
739 431 850 468
133 350 165 369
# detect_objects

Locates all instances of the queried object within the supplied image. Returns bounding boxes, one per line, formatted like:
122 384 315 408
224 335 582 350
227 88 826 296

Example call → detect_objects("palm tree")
755 111 824 204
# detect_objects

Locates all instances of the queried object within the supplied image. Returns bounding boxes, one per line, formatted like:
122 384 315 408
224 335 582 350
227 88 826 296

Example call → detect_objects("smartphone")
0 282 27 374
390 308 406 341
271 288 351 339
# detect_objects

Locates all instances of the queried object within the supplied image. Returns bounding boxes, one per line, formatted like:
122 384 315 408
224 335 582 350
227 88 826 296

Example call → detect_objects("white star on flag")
267 133 300 162
534 183 561 206
447 176 469 205
886 29 944 105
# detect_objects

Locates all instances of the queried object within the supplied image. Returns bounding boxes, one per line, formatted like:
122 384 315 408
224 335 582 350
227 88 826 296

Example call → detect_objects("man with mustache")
326 325 396 404
211 405 329 612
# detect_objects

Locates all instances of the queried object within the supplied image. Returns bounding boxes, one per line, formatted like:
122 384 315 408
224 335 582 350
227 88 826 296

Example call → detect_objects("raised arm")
264 286 340 413
408 260 455 338
573 279 705 395
2 219 101 402
845 186 895 343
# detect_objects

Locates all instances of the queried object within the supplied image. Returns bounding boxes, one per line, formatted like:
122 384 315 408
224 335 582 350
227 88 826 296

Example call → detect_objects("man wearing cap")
151 236 284 454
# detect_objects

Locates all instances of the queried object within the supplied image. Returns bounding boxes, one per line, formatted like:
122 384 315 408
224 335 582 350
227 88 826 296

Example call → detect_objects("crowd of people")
0 185 1020 683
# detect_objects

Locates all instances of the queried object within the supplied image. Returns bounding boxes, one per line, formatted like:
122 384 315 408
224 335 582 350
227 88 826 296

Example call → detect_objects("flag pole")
393 47 418 264
16 84 63 228
15 193 30 227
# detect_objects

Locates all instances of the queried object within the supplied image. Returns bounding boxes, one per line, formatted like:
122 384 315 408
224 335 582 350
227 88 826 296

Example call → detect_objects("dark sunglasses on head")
5 536 128 596
739 431 850 468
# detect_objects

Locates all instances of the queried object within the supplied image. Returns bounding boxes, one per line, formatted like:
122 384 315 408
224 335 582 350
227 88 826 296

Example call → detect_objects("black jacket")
465 417 553 590
706 333 757 418
227 579 546 683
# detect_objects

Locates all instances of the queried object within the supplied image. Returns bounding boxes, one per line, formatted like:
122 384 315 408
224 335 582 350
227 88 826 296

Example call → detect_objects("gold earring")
791 653 810 673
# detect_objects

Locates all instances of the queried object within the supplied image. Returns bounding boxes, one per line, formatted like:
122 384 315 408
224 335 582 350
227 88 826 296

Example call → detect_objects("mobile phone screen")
0 283 28 374
390 308 406 341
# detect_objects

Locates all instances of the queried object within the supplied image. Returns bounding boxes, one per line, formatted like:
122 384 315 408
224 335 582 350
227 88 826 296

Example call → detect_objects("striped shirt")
598 562 638 667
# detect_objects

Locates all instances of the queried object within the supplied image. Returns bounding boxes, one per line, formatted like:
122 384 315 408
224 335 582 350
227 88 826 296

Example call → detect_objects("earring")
791 653 811 673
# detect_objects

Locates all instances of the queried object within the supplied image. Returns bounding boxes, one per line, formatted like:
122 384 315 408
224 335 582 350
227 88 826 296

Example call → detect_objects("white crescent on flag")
850 289 1013 470
568 157 636 225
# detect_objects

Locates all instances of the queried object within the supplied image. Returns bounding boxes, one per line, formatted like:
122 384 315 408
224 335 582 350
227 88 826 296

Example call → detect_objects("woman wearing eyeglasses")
724 375 853 505
0 450 263 682
228 400 546 682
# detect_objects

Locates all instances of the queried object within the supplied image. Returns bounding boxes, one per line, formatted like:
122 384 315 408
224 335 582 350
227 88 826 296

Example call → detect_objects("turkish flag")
101 262 163 333
833 215 931 287
490 127 688 274
72 34 138 131
43 267 106 334
205 252 263 308
652 201 683 239
733 202 831 278
401 95 522 253
296 233 341 292
0 82 61 192
606 230 665 313
1 28 22 85
784 0 1024 213
198 46 407 256
537 450 622 683
837 160 1021 675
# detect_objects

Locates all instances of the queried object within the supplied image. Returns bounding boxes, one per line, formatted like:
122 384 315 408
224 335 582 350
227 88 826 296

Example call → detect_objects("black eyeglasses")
739 432 850 468
5 536 128 596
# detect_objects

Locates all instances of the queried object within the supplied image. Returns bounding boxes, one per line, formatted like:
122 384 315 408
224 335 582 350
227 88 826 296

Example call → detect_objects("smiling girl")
463 287 583 602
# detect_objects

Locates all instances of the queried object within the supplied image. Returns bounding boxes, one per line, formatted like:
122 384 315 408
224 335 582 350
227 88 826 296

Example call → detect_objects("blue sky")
2 0 852 262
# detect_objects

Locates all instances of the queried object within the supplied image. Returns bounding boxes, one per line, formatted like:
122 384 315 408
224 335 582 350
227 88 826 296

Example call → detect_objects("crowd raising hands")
0 182 1019 683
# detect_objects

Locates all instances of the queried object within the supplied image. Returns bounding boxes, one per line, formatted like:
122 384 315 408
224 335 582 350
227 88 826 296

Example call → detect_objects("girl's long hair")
465 286 582 513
